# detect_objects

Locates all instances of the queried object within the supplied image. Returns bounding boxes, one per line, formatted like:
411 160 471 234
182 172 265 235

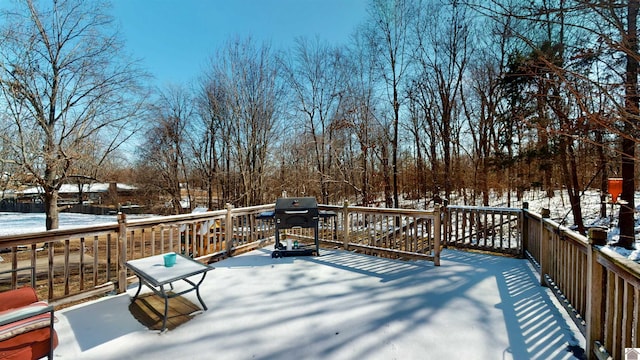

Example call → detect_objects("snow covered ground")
53 247 585 360
0 212 152 236
1 189 639 261
0 212 121 235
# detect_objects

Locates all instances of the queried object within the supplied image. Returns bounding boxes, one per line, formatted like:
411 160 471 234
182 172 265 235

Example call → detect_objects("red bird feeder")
608 178 623 203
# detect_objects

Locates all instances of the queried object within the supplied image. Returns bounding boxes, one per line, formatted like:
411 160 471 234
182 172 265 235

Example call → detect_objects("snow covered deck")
53 248 585 359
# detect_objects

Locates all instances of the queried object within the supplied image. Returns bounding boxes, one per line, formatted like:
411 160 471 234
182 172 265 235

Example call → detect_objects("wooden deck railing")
319 203 440 265
523 208 640 360
0 202 441 306
523 210 590 336
444 205 523 255
510 207 640 360
0 204 276 305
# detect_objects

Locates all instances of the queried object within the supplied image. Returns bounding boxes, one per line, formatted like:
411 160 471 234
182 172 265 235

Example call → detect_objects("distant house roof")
20 183 137 195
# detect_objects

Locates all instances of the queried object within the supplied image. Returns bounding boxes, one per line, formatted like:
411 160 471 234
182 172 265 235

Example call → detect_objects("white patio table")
125 253 213 332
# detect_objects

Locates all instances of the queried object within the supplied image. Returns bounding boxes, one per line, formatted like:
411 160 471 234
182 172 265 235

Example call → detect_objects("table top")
125 253 213 287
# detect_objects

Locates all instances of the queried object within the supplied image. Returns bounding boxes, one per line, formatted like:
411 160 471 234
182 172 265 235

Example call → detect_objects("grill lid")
275 197 317 212
275 197 318 228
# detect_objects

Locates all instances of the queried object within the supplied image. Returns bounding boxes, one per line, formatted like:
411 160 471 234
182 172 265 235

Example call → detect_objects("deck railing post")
521 202 529 259
539 208 550 287
442 200 449 248
117 212 128 294
342 200 350 250
433 206 441 266
225 203 234 256
586 228 606 360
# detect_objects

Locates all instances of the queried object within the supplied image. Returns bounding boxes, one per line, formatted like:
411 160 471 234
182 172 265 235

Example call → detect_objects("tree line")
0 0 637 249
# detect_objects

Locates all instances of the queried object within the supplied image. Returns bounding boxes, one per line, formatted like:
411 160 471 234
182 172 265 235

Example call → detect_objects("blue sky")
111 0 369 87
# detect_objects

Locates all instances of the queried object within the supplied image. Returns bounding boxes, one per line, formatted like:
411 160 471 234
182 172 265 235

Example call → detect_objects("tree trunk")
618 0 639 249
596 129 608 219
442 119 452 200
362 145 369 206
392 89 400 209
381 144 393 208
481 156 489 207
567 142 585 234
44 190 59 230
430 129 438 196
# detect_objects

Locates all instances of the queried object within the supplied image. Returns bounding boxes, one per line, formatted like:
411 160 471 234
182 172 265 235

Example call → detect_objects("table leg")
182 272 209 311
131 276 143 302
159 284 169 332
194 272 208 311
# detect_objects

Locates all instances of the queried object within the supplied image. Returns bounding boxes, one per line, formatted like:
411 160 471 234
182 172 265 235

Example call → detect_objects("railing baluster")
117 213 127 294
169 226 174 254
612 274 623 360
634 287 640 348
490 211 495 249
623 281 634 349
79 237 85 291
151 227 156 256
604 271 615 355
47 243 54 300
160 227 165 254
459 209 464 246
64 239 70 296
93 235 98 287
106 233 112 284
30 244 36 289
10 247 17 289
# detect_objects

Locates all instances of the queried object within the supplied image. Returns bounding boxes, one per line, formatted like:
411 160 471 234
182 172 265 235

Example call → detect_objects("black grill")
272 197 319 258
275 197 319 229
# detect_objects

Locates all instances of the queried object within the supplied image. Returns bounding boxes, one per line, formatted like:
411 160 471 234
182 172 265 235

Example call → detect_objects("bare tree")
0 135 17 200
0 0 145 229
464 56 505 206
281 37 344 204
342 31 382 206
202 38 282 206
478 0 638 240
366 0 416 208
412 0 471 201
138 85 194 215
193 76 229 210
